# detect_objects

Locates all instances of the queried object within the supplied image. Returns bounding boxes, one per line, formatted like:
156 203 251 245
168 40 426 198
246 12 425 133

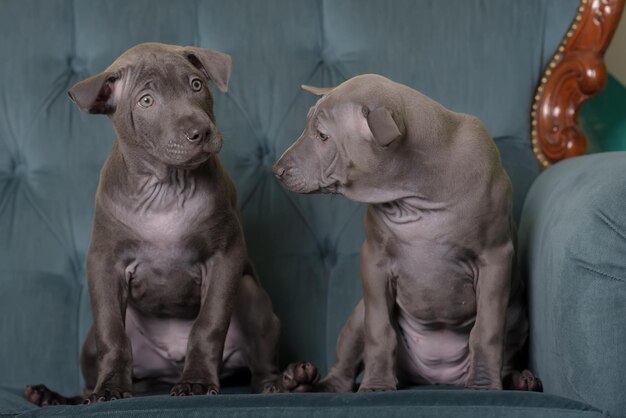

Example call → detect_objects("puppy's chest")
110 192 223 316
123 199 210 244
389 241 478 322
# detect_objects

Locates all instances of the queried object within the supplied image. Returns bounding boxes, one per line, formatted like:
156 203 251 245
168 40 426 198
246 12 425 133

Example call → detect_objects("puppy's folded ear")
366 107 404 147
301 85 334 96
68 72 120 114
183 47 232 93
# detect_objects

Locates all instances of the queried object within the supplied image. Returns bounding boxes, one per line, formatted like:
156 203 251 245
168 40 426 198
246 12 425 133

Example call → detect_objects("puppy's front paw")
84 387 132 404
357 385 396 393
277 361 320 393
465 368 503 390
358 375 397 393
170 382 220 396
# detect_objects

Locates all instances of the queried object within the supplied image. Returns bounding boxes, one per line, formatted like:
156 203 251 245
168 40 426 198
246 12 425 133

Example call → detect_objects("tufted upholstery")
0 0 584 404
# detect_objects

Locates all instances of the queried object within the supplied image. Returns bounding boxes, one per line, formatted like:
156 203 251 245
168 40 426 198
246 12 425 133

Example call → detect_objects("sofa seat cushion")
0 387 37 418
1 387 605 418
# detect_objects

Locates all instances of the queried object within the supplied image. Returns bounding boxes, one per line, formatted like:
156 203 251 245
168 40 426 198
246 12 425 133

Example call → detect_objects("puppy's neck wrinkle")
117 147 198 212
136 168 197 212
373 197 445 225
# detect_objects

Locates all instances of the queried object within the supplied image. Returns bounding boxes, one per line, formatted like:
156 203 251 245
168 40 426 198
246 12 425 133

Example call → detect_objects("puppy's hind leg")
229 273 292 393
501 300 543 392
317 299 365 392
281 299 365 393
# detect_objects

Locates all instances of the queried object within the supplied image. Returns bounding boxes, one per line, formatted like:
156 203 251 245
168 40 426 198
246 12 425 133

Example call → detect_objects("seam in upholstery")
20 181 73 258
324 201 364 368
64 189 83 281
74 279 86 394
576 262 625 284
0 88 20 162
272 185 325 250
3 181 18 244
331 203 363 251
30 70 74 130
232 0 326 253
238 58 322 213
596 209 626 242
218 93 265 211
29 0 77 134
66 203 85 392
238 170 268 212
70 0 84 393
319 0 325 60
193 0 200 46
238 59 324 213
266 60 324 144
318 0 332 373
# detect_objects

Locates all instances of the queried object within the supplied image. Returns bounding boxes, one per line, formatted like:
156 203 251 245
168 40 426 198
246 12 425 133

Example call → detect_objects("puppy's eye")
318 131 329 141
191 78 203 92
138 94 154 108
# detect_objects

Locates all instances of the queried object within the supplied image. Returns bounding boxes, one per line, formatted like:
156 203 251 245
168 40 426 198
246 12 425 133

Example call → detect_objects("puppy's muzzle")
272 164 286 179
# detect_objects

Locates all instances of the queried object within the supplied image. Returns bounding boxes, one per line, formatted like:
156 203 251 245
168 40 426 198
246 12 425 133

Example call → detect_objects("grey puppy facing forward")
273 74 542 392
24 43 315 406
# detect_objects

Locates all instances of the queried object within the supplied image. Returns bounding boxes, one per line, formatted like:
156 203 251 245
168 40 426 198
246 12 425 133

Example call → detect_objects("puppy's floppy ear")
365 107 404 147
301 85 334 96
67 71 120 114
183 47 232 93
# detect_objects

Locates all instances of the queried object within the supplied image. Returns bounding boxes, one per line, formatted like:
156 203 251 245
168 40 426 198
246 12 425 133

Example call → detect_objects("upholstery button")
68 56 87 74
258 144 275 168
262 152 275 167
12 161 27 177
324 250 337 268
320 239 337 267
320 49 334 67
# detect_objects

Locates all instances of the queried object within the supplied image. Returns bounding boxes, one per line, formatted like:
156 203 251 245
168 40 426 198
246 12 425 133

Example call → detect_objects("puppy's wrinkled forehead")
307 95 356 127
140 62 196 93
116 51 201 96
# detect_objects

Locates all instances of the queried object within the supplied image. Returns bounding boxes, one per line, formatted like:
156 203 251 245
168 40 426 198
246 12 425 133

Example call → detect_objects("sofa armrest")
519 152 626 417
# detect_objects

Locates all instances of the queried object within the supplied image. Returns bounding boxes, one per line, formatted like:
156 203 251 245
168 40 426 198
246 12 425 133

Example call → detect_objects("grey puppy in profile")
24 42 315 406
273 74 542 392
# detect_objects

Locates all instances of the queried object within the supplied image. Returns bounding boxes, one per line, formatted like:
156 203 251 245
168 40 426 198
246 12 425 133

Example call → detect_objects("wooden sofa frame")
532 0 624 167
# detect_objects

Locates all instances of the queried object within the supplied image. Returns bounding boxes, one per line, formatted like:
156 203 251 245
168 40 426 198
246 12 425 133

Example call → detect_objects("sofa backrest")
0 0 578 394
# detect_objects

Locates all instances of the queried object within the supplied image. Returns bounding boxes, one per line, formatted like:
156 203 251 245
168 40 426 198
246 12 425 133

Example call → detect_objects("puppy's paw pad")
357 386 396 393
280 361 320 393
170 382 220 396
84 388 131 404
260 383 281 394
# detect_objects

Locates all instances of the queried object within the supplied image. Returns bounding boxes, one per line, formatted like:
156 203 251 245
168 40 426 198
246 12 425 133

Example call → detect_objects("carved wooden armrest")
532 0 625 167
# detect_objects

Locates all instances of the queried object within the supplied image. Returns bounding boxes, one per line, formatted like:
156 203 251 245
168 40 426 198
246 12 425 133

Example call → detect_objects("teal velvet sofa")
1 0 625 417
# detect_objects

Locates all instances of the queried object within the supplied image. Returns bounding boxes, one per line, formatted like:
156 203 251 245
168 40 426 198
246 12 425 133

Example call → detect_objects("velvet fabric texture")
0 386 608 418
521 152 626 418
3 0 623 417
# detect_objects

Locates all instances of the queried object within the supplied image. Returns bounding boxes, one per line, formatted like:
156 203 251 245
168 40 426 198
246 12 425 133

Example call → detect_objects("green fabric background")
582 74 626 152
1 0 624 417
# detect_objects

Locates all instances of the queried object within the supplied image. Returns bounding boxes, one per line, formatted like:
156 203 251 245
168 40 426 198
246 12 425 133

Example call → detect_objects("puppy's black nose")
185 128 203 143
